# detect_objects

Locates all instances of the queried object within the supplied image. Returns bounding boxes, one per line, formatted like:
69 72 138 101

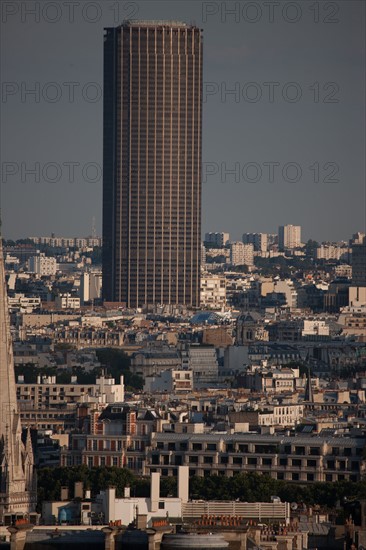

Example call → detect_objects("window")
295 446 305 455
310 447 320 456
158 502 165 510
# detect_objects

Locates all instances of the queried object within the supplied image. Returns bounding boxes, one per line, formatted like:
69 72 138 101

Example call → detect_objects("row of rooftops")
150 430 365 447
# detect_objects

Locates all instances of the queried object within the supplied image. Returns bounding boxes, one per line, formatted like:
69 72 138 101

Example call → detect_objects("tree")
96 349 143 390
305 239 319 258
36 466 136 510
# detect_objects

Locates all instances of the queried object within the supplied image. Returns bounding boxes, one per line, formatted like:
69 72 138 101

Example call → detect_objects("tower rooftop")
122 19 190 27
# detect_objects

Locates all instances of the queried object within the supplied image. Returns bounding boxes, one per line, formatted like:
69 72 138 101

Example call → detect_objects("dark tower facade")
103 20 203 308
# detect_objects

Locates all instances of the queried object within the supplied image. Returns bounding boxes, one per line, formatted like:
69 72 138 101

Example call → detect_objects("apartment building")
146 432 365 482
131 345 182 377
242 366 297 393
205 232 230 247
242 233 268 253
29 236 102 248
230 404 304 428
144 369 193 393
28 253 57 276
55 293 80 310
61 404 160 473
316 245 350 261
53 326 124 348
278 225 301 251
183 346 219 389
8 294 41 313
200 275 226 309
16 375 124 410
230 242 254 267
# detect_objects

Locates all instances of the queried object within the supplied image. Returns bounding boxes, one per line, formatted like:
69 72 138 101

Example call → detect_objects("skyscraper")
352 235 366 286
103 20 203 308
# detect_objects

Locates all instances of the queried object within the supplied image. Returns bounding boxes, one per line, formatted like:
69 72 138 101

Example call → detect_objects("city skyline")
1 1 365 242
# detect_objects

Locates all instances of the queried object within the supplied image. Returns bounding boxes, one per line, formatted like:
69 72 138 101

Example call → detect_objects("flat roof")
123 20 189 27
151 432 365 447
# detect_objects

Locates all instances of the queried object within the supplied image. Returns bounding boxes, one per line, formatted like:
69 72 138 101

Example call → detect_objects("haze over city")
1 0 365 241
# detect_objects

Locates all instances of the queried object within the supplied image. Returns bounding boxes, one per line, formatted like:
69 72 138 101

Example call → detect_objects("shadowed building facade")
103 20 203 308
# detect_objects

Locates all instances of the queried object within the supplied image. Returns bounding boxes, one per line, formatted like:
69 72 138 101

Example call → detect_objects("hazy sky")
1 0 365 242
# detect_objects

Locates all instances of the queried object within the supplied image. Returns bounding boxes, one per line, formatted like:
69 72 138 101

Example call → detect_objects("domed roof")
190 311 222 325
236 311 261 323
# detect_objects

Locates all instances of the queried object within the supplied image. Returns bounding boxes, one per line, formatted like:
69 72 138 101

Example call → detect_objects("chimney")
61 486 69 501
74 481 83 499
124 486 130 498
106 486 116 522
178 466 189 503
136 515 147 530
150 472 160 512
